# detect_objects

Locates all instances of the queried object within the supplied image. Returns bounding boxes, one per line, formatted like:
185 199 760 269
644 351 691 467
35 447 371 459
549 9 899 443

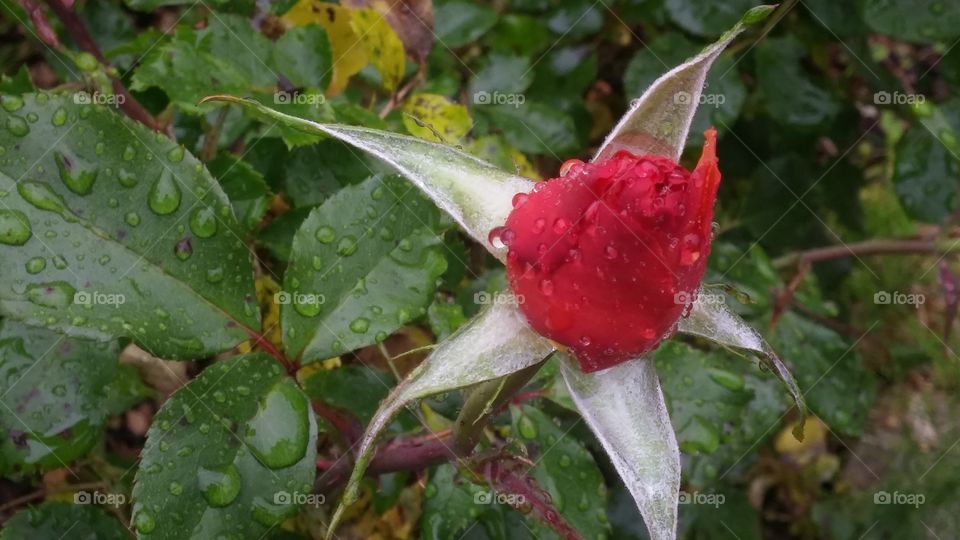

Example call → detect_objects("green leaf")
0 94 259 359
300 363 394 424
677 289 807 432
486 14 552 56
770 313 876 436
207 153 272 232
677 290 808 438
272 24 333 90
103 363 154 415
281 174 445 361
665 0 757 38
131 354 318 539
479 102 579 156
596 5 773 161
0 66 34 94
510 405 611 540
256 207 313 263
200 13 276 87
559 354 679 540
755 36 841 129
124 0 229 10
205 96 534 260
421 464 506 539
283 140 380 208
0 502 129 540
0 321 119 473
329 300 555 534
655 341 786 484
862 0 960 43
545 1 604 40
434 2 498 48
892 101 960 223
131 38 248 114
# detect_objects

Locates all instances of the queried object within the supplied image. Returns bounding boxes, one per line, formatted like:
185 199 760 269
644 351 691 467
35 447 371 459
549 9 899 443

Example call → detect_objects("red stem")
41 0 162 131
243 327 297 375
314 433 457 492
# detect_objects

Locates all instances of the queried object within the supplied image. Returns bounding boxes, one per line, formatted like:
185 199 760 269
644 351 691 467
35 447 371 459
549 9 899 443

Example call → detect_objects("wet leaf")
510 404 611 540
0 321 120 473
861 0 960 43
131 354 318 539
273 24 333 90
0 94 259 359
281 174 444 362
677 290 808 438
0 502 128 539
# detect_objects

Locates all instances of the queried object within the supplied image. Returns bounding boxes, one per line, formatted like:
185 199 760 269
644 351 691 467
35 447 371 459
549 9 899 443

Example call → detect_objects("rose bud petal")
498 128 721 372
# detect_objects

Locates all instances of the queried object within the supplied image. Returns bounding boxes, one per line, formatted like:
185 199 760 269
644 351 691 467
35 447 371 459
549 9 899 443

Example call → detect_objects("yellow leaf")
401 93 472 144
468 135 539 179
283 1 368 95
348 7 406 92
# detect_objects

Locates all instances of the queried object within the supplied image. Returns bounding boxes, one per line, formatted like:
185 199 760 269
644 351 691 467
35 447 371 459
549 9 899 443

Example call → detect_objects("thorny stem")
772 238 960 269
311 401 363 448
314 432 457 493
42 0 161 131
0 481 109 515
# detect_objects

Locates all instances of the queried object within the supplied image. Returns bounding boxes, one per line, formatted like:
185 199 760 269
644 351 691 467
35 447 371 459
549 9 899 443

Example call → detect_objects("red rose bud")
495 129 721 372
